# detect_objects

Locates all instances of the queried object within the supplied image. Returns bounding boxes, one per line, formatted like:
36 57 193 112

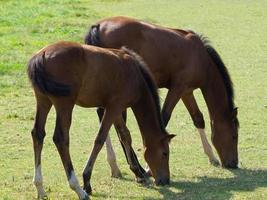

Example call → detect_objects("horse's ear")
164 134 176 143
232 107 238 118
91 24 100 30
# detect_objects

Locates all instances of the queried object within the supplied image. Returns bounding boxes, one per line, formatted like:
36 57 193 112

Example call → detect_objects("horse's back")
97 17 203 88
76 45 143 108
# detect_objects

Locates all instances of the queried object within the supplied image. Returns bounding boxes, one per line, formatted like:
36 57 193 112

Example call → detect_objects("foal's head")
144 134 175 185
211 108 239 168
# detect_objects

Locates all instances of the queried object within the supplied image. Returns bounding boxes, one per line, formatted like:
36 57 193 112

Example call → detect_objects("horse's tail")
84 24 101 46
27 52 71 96
122 47 166 133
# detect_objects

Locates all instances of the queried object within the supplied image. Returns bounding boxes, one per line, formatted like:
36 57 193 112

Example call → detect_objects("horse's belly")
75 88 104 108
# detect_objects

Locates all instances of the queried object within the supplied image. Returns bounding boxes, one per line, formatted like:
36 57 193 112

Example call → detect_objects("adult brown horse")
85 16 239 169
27 41 174 199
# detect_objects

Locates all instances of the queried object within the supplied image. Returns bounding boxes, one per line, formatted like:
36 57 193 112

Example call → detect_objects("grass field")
0 0 267 199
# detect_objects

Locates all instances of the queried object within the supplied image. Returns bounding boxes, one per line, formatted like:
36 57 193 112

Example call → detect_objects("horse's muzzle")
155 177 170 186
223 160 239 169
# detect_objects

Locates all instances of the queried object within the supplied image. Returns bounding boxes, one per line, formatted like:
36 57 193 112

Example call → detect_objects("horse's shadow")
143 168 267 200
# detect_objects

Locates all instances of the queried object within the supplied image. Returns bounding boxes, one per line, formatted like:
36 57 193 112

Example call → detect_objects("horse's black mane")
197 34 239 128
122 47 167 134
199 35 235 111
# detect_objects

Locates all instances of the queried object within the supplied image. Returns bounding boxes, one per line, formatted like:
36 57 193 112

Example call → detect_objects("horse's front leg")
83 107 120 195
114 116 147 182
53 102 88 200
161 87 184 127
182 92 219 166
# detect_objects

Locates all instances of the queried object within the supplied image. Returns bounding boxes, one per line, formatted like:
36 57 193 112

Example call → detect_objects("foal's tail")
27 52 71 96
85 24 101 46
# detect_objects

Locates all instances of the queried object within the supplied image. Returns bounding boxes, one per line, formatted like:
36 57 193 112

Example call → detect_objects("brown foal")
28 41 174 199
85 16 239 169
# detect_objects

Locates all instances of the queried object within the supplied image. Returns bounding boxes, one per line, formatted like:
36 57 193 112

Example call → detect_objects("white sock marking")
69 171 88 200
197 128 218 162
105 134 121 177
33 165 46 198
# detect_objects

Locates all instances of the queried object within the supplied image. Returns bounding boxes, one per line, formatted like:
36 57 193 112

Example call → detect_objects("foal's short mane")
122 47 167 134
197 34 236 112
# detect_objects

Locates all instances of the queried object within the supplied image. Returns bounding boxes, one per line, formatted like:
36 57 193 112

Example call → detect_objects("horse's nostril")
224 160 238 169
155 178 170 186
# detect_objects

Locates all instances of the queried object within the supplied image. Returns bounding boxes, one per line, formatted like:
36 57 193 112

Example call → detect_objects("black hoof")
83 184 92 195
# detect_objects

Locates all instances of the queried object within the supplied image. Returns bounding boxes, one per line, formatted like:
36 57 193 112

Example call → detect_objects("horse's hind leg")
161 86 184 127
96 107 121 178
31 95 51 199
114 115 147 182
53 101 88 200
182 92 220 166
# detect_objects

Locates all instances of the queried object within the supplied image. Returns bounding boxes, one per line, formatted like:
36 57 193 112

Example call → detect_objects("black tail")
84 24 101 46
27 52 71 96
122 47 166 134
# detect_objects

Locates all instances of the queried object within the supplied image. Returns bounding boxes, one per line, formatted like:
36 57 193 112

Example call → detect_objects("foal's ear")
232 107 238 118
163 134 176 143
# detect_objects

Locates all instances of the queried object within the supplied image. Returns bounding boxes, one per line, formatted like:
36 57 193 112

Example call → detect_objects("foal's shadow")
144 168 267 200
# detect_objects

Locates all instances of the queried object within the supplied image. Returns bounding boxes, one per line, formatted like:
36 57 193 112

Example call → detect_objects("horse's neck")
131 89 164 147
202 64 231 122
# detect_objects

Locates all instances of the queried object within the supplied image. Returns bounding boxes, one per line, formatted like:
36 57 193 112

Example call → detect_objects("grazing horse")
27 41 174 199
85 16 239 169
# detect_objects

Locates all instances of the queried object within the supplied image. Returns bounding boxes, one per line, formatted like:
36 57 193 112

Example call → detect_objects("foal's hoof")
83 184 92 195
210 158 220 167
82 194 90 200
111 170 122 178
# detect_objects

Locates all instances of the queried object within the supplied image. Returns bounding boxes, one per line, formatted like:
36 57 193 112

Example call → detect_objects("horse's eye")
233 134 238 140
162 152 168 157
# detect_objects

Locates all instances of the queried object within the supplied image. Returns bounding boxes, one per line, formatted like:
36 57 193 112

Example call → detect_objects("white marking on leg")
33 165 46 198
69 171 89 200
145 163 152 177
105 134 121 177
197 128 220 165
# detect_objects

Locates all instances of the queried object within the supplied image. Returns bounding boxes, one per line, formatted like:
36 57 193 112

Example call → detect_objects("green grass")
0 0 266 199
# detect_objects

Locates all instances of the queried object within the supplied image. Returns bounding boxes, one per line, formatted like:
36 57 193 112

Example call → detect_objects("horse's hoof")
83 184 92 195
82 193 90 200
210 159 220 167
38 194 48 199
145 169 152 177
111 170 122 178
136 176 147 183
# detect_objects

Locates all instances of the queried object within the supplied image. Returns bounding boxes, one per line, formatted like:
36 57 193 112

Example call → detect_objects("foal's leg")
53 102 88 200
114 115 147 182
97 107 146 180
96 107 121 178
182 92 220 166
31 96 51 199
83 107 120 195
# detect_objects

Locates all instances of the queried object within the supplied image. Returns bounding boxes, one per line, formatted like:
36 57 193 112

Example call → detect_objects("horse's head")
144 134 175 185
211 108 239 169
